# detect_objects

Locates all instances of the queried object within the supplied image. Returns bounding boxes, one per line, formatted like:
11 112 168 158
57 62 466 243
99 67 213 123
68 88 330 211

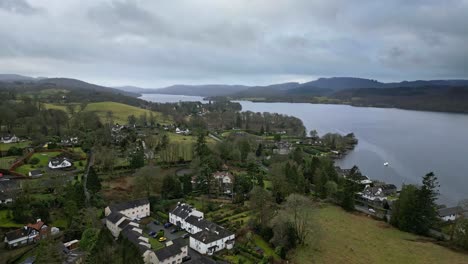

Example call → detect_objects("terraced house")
170 203 235 255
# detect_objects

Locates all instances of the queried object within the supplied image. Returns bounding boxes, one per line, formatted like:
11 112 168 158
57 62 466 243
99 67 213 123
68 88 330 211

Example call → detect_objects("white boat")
384 162 389 166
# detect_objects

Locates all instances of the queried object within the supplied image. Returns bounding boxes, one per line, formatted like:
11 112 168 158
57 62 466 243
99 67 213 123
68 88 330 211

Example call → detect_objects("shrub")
29 157 40 165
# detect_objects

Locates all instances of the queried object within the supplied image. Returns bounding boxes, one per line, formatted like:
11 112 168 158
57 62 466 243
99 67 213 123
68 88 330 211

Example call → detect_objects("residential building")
0 179 19 204
212 171 234 195
48 157 73 170
4 219 51 249
0 135 19 144
104 200 188 264
170 203 234 255
28 169 43 178
105 198 150 220
438 206 463 222
169 203 204 231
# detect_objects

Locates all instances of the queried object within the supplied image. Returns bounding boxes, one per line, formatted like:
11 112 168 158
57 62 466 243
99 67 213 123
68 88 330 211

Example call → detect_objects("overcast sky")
1 0 467 87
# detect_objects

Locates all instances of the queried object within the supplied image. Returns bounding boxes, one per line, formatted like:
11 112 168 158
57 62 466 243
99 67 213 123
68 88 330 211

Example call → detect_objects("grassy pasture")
292 205 468 264
44 101 170 124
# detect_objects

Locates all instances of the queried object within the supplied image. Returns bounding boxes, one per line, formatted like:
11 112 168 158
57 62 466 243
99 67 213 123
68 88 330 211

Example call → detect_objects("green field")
0 141 32 151
0 156 19 169
292 205 468 264
0 210 22 228
14 151 61 175
45 101 170 124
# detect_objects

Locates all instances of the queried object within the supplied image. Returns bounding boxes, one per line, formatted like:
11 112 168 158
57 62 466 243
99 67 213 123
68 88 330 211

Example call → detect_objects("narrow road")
82 150 95 207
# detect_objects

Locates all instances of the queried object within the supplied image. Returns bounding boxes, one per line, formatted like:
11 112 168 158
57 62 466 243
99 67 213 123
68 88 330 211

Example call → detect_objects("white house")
48 157 73 170
169 203 234 255
105 198 150 220
169 203 204 230
175 128 190 135
4 219 50 249
212 171 234 195
438 206 463 222
0 135 19 144
189 222 235 255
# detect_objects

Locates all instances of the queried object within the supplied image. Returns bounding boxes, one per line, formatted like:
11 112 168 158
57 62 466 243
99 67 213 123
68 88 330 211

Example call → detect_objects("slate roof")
29 170 43 177
438 206 463 217
109 198 149 212
106 211 126 224
5 227 34 241
121 226 150 253
118 219 132 229
0 179 20 192
49 157 71 166
171 203 194 219
154 242 183 261
191 226 233 244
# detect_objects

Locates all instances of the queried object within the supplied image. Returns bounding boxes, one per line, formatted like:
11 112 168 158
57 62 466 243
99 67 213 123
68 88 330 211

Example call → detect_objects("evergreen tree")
130 148 145 169
35 238 63 264
86 166 101 194
341 180 356 211
255 143 263 157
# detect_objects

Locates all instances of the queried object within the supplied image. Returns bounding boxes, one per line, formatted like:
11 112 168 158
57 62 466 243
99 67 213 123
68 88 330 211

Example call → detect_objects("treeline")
334 86 468 113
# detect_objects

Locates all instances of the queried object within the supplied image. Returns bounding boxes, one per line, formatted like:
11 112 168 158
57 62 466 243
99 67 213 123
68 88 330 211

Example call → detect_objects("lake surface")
141 94 468 205
140 93 207 103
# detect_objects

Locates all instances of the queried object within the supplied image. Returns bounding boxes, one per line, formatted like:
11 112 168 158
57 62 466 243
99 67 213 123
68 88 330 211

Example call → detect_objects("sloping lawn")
14 151 61 175
0 156 20 169
292 205 468 264
0 141 32 151
0 210 22 228
44 101 171 124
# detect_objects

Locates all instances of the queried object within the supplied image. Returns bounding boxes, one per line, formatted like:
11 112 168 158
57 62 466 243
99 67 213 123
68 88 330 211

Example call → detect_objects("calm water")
140 93 207 103
142 94 468 205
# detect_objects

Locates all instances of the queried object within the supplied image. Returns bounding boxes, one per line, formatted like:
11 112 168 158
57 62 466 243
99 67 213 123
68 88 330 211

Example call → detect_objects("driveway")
146 222 187 241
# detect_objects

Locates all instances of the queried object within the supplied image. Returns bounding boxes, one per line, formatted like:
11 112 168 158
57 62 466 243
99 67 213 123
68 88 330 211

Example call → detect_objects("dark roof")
5 227 33 241
49 157 71 166
121 226 150 253
154 242 183 261
29 170 43 176
106 211 126 224
109 198 149 212
118 219 132 229
438 206 462 217
0 180 20 192
171 203 195 219
376 184 397 190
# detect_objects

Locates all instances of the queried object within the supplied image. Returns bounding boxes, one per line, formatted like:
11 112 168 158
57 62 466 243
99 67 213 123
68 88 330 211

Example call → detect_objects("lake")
141 94 468 205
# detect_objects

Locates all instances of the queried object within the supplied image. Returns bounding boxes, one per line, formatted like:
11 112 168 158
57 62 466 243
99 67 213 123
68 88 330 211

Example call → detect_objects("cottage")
212 171 234 195
105 198 150 220
4 219 51 249
438 206 463 222
153 238 188 264
28 170 43 178
48 157 73 170
169 203 234 255
0 135 19 144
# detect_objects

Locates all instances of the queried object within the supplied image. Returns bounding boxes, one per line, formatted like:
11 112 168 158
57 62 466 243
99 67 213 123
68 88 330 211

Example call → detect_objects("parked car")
182 233 190 239
158 237 167 242
148 231 156 237
153 220 160 225
164 222 173 228
170 228 178 234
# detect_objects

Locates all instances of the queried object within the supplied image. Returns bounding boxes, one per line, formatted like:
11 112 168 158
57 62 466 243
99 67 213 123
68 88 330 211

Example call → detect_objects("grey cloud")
0 0 41 14
0 0 467 87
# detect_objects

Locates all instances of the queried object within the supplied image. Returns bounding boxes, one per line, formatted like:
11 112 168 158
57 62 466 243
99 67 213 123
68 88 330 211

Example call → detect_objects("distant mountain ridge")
116 77 468 97
0 75 139 97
